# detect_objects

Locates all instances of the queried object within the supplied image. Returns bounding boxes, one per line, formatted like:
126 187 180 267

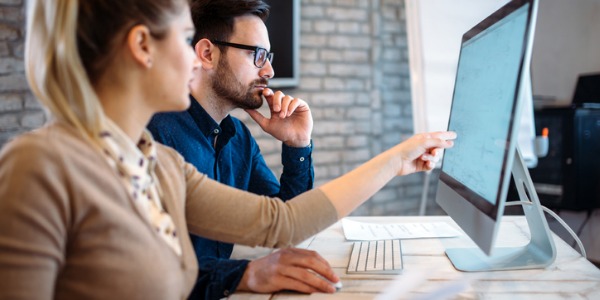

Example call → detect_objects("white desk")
229 216 600 299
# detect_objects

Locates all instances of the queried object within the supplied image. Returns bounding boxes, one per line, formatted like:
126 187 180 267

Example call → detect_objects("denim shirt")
147 97 314 300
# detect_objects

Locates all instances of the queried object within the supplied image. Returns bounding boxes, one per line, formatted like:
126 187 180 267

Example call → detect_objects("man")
147 0 337 299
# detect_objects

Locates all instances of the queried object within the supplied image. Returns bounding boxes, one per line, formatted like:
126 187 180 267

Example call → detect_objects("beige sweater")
0 122 337 300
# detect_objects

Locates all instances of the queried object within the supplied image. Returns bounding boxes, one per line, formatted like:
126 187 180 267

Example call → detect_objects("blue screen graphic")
442 4 529 205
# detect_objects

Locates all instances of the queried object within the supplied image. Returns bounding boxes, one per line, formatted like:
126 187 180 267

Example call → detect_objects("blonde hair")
25 0 104 139
25 0 187 141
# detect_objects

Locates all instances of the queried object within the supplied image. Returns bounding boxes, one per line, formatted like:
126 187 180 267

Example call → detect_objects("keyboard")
347 239 403 274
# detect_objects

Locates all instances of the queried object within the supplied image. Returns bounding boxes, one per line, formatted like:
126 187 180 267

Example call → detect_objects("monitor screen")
442 3 530 218
435 0 536 256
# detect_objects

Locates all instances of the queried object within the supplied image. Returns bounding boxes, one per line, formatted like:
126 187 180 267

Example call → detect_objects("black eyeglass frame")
211 40 274 68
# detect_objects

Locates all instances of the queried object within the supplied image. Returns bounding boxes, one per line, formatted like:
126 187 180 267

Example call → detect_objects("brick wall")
0 0 46 146
0 0 441 216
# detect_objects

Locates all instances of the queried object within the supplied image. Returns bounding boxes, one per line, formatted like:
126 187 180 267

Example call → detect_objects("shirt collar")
187 95 236 139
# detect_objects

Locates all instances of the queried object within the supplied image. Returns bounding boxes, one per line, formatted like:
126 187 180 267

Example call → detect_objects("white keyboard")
347 239 403 274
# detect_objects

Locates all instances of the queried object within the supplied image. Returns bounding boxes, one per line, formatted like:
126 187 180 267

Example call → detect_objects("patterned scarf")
98 120 181 256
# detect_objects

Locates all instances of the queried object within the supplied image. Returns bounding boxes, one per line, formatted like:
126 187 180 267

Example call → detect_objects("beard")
211 57 268 110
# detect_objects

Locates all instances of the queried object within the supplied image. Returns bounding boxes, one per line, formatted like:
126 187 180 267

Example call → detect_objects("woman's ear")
194 38 218 70
127 25 154 68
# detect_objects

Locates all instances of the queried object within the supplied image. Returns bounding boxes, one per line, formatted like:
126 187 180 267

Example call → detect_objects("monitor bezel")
439 0 536 222
435 0 537 256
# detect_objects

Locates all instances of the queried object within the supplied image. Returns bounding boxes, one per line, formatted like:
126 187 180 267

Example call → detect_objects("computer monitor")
435 0 556 272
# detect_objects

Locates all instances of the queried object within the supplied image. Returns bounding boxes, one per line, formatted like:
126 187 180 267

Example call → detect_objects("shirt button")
213 128 220 134
299 157 305 162
223 290 230 296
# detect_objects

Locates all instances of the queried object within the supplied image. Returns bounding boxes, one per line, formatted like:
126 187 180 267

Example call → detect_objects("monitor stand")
445 148 557 272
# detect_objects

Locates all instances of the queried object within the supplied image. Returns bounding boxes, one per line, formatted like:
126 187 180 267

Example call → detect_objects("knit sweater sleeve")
170 147 339 248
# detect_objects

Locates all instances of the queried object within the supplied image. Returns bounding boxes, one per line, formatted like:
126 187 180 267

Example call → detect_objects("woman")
0 0 455 299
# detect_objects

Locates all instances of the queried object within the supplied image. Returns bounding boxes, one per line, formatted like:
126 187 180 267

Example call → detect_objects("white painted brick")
337 22 361 34
346 107 371 120
312 150 342 164
11 41 24 59
382 48 402 61
381 8 399 21
326 165 343 178
262 152 280 168
342 148 371 163
298 77 321 90
0 0 23 5
342 50 369 62
0 24 18 40
371 188 399 203
0 73 28 91
314 20 336 33
20 111 45 128
300 62 327 76
325 7 369 21
301 20 313 32
356 93 374 106
316 136 345 149
0 93 21 111
255 138 280 153
23 93 41 109
382 103 401 117
0 41 9 56
311 107 347 120
354 121 372 134
371 111 383 135
346 135 369 148
301 6 325 19
0 113 18 130
320 50 345 62
329 63 371 77
300 34 328 47
310 92 355 106
327 36 371 49
323 78 345 90
382 21 403 34
0 7 24 23
334 0 361 7
309 0 335 6
0 57 24 74
300 48 319 62
345 79 367 90
313 165 329 177
312 120 354 135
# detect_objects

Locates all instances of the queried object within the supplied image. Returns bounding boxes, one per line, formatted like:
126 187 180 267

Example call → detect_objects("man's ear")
127 25 154 68
194 38 218 70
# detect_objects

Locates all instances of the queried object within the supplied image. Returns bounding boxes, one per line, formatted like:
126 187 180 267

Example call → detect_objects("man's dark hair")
190 0 270 47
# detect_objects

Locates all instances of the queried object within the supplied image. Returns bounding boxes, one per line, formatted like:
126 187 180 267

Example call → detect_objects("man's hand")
244 88 313 148
236 248 340 294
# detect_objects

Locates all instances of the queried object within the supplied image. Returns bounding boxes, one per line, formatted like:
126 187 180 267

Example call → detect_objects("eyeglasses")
211 40 274 68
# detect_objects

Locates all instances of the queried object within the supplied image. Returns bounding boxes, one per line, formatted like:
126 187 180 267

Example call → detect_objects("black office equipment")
572 73 600 108
263 0 299 88
529 107 600 210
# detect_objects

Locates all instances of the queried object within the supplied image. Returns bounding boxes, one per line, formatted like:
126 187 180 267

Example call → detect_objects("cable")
574 210 593 238
505 201 587 258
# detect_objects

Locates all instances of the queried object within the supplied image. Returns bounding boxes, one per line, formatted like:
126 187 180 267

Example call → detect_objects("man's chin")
238 97 263 110
239 102 262 110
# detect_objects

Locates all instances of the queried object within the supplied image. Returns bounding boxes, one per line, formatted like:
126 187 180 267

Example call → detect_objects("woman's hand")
394 131 457 176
